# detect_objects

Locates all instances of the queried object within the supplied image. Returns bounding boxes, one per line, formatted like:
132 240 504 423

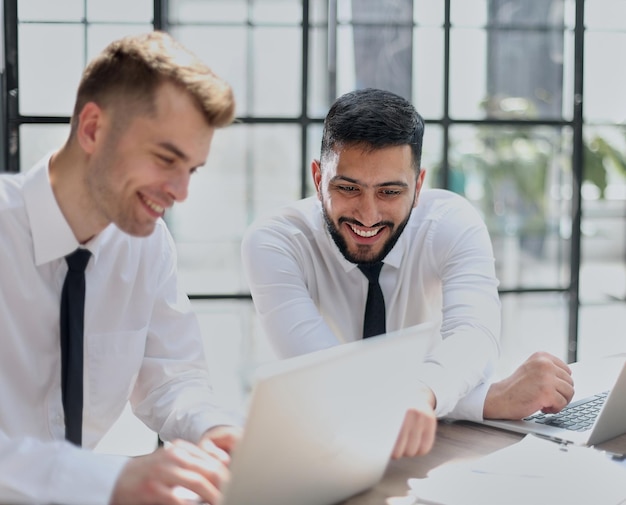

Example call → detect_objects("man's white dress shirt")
242 190 501 421
0 157 235 505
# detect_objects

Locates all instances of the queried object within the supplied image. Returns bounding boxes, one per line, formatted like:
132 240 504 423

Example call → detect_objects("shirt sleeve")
130 229 242 443
418 198 501 418
444 381 490 421
241 222 341 358
0 432 128 505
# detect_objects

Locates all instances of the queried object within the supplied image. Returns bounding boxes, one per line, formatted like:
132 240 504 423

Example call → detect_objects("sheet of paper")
408 434 626 505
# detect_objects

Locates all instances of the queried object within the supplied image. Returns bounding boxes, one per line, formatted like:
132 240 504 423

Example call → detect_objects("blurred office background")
2 0 625 454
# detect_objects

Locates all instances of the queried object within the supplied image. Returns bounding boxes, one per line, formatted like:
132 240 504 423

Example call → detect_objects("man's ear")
413 169 427 208
75 102 104 155
311 159 322 200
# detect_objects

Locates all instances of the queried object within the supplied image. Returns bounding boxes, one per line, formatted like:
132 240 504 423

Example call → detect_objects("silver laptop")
219 322 436 505
480 360 626 446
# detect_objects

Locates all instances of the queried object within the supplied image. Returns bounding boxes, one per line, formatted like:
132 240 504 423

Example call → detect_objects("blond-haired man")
0 32 240 505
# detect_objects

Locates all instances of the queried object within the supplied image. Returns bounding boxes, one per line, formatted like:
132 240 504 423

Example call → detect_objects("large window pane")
584 32 626 123
308 26 330 118
20 124 71 172
168 125 247 296
249 124 302 213
86 0 152 23
172 0 302 25
580 126 626 308
486 29 566 120
449 125 572 290
19 24 84 116
449 28 487 119
171 7 302 118
87 24 154 60
414 0 444 25
18 0 84 22
450 0 571 120
579 303 626 361
421 123 443 189
192 299 275 412
251 0 303 23
450 0 488 26
497 293 569 376
169 0 248 23
169 124 301 295
306 123 324 197
251 27 301 117
585 0 626 30
413 27 444 119
337 0 414 100
336 24 358 96
173 26 248 117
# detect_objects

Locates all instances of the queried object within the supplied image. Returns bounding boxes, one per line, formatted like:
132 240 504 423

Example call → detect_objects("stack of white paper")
408 434 626 505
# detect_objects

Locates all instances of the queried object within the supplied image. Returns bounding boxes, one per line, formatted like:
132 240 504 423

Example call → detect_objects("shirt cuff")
184 411 246 445
417 362 459 417
50 445 129 505
441 381 490 422
417 362 490 421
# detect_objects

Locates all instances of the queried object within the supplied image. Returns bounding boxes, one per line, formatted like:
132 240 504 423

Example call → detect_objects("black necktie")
358 262 386 338
60 248 91 446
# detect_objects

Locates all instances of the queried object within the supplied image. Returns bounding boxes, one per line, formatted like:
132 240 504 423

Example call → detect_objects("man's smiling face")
84 81 214 238
313 143 424 264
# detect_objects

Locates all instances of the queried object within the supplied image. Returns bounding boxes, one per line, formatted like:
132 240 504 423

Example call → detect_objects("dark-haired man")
242 88 574 458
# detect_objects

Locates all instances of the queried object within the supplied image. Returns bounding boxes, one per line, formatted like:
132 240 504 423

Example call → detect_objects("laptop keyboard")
523 390 610 432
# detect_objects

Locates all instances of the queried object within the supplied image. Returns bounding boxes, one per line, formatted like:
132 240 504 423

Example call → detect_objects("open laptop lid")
220 322 437 505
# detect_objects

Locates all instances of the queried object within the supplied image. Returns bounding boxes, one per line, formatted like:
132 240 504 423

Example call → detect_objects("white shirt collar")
23 155 80 266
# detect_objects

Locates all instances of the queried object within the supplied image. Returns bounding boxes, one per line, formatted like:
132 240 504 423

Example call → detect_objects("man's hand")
198 425 243 457
109 439 230 505
391 386 437 459
484 351 575 420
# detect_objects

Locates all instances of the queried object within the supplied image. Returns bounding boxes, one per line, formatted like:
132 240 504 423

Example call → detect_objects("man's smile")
348 223 385 238
139 193 166 217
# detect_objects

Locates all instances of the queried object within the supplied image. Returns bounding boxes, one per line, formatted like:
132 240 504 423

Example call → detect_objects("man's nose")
164 170 190 203
355 192 381 227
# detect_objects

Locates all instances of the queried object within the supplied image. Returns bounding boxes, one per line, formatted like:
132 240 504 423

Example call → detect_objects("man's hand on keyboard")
109 439 230 505
483 352 575 420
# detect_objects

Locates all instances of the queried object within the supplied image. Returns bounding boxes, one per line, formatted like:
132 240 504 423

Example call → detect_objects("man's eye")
157 154 175 165
338 185 357 192
381 189 402 196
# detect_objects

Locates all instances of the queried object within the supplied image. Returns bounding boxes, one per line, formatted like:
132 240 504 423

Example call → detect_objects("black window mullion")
567 0 585 363
441 0 451 189
3 0 19 173
300 0 310 199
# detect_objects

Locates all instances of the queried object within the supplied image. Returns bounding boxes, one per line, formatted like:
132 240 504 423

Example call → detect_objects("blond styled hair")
70 31 235 134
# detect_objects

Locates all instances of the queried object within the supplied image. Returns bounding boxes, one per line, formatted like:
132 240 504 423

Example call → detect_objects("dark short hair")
320 88 424 173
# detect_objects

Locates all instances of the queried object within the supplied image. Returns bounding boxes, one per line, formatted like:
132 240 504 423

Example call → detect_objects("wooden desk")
341 420 626 505
341 354 626 505
339 420 521 505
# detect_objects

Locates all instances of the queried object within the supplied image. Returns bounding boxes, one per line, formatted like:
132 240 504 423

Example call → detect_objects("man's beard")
321 202 413 265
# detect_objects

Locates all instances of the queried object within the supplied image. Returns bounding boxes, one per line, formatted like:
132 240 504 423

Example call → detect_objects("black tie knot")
358 262 384 284
66 249 91 272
